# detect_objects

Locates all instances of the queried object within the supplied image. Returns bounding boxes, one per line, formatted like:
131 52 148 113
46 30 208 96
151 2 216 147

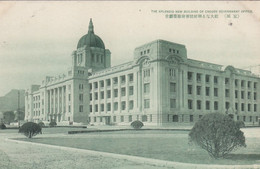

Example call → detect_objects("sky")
0 1 259 96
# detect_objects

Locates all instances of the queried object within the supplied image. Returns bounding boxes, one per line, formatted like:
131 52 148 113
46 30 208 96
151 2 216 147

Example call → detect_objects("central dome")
77 19 105 49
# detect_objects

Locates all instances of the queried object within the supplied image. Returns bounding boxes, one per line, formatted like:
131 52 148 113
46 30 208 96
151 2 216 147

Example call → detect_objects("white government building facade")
25 19 260 126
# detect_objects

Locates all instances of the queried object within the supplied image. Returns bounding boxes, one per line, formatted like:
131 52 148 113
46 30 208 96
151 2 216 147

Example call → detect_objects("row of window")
187 85 258 100
140 49 150 56
187 72 258 89
169 48 179 54
90 100 134 112
168 114 259 123
90 74 134 89
187 99 258 112
91 54 104 63
91 115 152 123
90 86 134 100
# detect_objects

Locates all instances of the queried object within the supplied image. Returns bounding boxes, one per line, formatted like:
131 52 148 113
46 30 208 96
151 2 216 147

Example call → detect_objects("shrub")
38 121 45 128
0 123 6 129
189 113 246 158
49 121 57 127
131 120 144 129
19 122 42 138
236 120 245 128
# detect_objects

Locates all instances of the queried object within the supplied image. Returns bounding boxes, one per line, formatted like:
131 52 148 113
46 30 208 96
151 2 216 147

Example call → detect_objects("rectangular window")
225 89 230 97
69 105 71 112
205 75 210 83
95 104 98 112
121 101 126 110
78 94 83 102
196 73 201 82
197 86 201 95
68 94 71 101
144 99 150 109
241 91 244 99
128 74 134 82
225 102 230 110
90 105 92 112
94 82 98 89
170 99 176 108
94 117 96 122
95 92 98 100
214 88 218 97
197 100 201 110
190 115 193 122
101 104 104 112
121 116 124 122
129 100 134 110
248 104 251 112
129 115 132 122
241 103 244 111
243 116 246 122
241 80 245 88
214 101 218 110
188 100 193 109
206 87 210 96
188 85 192 95
188 72 193 81
107 90 111 98
113 116 116 122
254 82 257 89
206 101 210 110
107 103 111 111
254 92 257 100
169 69 176 77
235 79 238 87
235 103 238 110
121 87 126 96
114 89 118 97
225 78 229 85
214 76 218 84
254 104 257 112
248 81 251 88
79 105 83 112
144 83 150 94
120 76 126 84
170 83 176 93
89 84 92 90
101 91 104 99
143 69 150 77
113 77 118 85
248 92 251 99
106 79 111 86
100 81 104 88
129 86 134 95
114 102 118 111
235 90 238 99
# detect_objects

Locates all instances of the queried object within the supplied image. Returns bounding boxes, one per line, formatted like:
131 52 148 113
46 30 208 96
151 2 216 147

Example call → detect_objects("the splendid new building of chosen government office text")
25 19 260 126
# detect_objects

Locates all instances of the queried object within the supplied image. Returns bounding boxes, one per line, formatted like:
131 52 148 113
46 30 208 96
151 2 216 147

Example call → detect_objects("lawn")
16 129 260 165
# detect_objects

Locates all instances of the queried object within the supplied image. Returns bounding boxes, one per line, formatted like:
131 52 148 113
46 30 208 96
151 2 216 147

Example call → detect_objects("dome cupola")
77 19 105 49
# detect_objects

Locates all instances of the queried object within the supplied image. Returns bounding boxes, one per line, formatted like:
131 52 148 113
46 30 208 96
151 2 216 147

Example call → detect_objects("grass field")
16 129 260 165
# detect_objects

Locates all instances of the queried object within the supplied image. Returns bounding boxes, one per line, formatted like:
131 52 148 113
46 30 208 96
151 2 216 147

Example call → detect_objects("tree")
131 120 144 129
3 111 15 124
189 113 246 158
19 122 42 138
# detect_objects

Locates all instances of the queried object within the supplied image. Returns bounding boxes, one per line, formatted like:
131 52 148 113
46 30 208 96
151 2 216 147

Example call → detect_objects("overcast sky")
0 1 259 96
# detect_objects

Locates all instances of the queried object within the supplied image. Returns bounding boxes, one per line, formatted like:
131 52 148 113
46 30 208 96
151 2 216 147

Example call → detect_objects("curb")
7 138 260 169
68 128 190 134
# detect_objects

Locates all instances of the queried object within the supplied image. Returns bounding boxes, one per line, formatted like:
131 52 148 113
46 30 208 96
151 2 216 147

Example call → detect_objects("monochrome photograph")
0 1 259 169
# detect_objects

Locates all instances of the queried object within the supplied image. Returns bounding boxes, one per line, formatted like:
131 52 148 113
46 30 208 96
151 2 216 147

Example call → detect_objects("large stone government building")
25 19 260 126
